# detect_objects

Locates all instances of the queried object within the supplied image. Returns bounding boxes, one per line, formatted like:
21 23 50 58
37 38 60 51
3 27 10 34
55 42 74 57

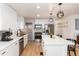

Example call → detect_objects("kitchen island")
42 35 74 56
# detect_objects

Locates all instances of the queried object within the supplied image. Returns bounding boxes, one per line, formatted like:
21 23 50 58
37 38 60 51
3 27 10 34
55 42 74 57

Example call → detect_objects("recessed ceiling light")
36 14 40 17
36 6 40 9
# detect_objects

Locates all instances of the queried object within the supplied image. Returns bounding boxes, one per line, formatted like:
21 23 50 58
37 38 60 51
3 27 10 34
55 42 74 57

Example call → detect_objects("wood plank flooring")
21 40 79 56
21 40 42 56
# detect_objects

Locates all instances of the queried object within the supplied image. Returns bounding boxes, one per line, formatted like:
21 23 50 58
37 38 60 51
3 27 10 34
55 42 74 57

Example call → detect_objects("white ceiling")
8 3 79 19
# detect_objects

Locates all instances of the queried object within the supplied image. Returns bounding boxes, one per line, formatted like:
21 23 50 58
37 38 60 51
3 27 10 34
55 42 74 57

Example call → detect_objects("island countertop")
42 35 74 45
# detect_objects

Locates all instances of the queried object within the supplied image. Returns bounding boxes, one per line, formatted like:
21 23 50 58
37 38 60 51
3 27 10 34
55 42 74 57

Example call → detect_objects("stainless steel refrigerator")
26 23 33 40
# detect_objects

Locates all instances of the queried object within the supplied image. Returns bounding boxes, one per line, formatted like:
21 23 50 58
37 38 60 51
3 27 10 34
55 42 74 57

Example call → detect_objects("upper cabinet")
35 19 49 29
17 16 25 29
0 4 18 31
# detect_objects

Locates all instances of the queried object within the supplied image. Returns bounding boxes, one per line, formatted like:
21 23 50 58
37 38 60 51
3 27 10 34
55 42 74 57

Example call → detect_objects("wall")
0 4 18 32
55 15 79 40
63 15 79 40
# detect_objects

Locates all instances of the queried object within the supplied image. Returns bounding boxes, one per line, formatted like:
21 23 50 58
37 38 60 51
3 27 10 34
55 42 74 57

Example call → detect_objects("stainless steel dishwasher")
19 37 24 55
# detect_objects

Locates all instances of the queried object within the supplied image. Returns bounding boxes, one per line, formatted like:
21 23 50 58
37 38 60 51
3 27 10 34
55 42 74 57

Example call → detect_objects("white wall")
64 15 79 40
55 15 79 40
0 4 18 32
54 19 68 35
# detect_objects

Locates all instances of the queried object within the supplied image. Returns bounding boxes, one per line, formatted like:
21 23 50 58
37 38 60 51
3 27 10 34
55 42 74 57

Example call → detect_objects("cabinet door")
0 49 8 56
24 38 26 48
44 45 67 56
6 40 19 56
25 36 28 46
0 46 13 56
0 40 19 56
11 40 19 56
23 35 28 48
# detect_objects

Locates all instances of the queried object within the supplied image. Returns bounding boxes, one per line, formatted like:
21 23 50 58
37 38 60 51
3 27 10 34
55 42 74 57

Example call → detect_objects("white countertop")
42 35 74 45
0 36 22 52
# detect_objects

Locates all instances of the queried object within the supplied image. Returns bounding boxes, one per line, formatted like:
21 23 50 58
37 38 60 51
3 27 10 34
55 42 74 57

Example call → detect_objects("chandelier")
57 3 64 19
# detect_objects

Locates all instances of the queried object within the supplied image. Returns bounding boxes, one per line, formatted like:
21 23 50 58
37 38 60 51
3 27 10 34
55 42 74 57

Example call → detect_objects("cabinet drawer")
0 48 8 56
0 40 19 56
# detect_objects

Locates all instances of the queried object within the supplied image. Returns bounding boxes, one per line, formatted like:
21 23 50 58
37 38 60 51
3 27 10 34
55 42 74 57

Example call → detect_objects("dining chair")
66 39 77 56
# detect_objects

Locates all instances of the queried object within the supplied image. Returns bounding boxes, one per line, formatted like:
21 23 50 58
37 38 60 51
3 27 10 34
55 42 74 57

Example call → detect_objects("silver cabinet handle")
1 51 6 55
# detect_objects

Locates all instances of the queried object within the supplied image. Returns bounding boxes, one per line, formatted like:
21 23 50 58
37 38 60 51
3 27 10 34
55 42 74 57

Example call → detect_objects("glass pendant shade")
49 12 54 22
57 3 64 18
57 11 64 18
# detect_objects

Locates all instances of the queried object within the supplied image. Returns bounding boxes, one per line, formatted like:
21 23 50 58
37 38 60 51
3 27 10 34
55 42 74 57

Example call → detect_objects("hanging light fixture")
57 3 64 19
49 12 54 23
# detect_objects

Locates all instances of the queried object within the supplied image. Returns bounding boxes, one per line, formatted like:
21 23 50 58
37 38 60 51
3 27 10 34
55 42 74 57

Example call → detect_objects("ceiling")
8 3 79 19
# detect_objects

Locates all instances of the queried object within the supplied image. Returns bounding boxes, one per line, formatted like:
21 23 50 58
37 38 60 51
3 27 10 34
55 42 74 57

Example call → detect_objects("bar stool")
66 39 77 56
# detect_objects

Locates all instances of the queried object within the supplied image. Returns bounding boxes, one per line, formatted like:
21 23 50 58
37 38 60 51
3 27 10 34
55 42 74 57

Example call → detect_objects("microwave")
34 24 42 29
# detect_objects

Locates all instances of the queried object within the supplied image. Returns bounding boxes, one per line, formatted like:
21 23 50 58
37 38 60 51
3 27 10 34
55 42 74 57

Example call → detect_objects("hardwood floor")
21 40 43 56
21 40 79 56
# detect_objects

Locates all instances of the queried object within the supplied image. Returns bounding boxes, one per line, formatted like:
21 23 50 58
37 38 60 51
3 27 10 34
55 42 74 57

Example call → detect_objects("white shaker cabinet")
0 40 19 56
0 48 8 56
42 41 67 56
23 34 28 48
11 40 19 56
42 44 67 56
0 4 18 31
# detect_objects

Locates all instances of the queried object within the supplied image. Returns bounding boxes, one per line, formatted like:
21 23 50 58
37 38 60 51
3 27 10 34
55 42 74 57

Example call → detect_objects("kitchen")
0 3 79 56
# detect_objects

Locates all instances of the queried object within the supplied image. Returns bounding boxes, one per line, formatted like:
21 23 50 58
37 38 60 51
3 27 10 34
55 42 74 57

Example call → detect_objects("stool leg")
40 52 43 56
68 51 71 56
74 50 76 56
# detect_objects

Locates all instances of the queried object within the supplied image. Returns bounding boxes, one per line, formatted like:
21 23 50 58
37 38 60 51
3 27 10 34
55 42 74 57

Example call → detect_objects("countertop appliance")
19 37 24 55
1 31 13 41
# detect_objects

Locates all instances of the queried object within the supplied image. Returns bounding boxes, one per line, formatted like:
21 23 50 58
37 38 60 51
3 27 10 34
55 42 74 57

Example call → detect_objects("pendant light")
57 3 64 19
49 12 54 23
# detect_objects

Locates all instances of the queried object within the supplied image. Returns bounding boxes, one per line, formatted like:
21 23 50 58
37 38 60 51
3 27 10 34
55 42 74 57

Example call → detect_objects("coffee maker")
1 31 13 41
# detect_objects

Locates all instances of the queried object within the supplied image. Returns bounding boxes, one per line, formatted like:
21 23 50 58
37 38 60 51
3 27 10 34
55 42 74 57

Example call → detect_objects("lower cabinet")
0 48 8 56
42 44 67 56
0 40 19 56
23 35 28 48
11 40 19 56
42 40 67 56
